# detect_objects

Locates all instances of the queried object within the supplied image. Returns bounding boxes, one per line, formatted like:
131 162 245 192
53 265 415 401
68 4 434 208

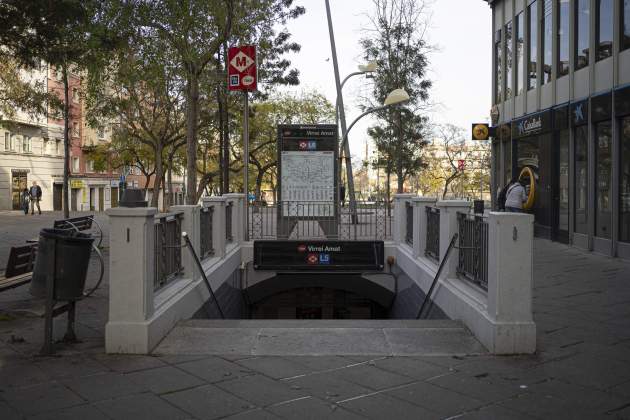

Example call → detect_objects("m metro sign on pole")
228 45 257 241
228 46 257 91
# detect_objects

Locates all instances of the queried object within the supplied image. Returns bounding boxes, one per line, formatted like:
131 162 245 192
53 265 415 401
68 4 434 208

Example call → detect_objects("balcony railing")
248 201 392 240
456 212 489 289
225 202 233 242
154 212 183 291
425 207 440 262
199 206 214 258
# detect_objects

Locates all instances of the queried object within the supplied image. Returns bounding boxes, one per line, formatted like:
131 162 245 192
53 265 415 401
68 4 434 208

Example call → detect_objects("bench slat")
0 272 32 292
5 244 37 277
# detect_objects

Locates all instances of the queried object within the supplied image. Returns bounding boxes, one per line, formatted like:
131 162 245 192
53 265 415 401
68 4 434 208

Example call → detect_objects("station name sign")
253 240 384 271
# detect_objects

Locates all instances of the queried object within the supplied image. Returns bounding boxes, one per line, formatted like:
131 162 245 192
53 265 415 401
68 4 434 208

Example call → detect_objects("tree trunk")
167 162 173 207
222 42 230 194
185 69 199 204
62 65 70 218
386 169 391 216
152 143 163 208
396 109 404 193
255 170 264 203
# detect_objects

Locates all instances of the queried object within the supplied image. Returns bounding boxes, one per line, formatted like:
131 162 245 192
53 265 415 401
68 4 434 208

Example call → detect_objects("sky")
278 0 492 160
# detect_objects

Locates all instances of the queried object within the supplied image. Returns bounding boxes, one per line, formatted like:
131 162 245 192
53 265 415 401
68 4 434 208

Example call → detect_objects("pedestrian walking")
504 178 528 213
29 181 42 215
21 187 30 215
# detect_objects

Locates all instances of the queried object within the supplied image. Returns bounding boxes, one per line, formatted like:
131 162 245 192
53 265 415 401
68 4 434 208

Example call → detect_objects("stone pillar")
203 196 226 259
436 200 471 276
171 205 200 280
393 194 414 244
225 193 245 244
105 207 157 353
487 212 536 353
412 197 438 258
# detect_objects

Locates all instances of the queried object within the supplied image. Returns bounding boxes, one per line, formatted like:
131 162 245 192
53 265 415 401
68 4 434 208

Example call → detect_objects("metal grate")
247 201 392 240
199 206 214 258
456 212 489 289
425 207 440 262
154 212 183 291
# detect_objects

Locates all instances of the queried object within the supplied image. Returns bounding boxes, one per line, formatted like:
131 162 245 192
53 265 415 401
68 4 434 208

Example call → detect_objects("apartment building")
485 0 630 259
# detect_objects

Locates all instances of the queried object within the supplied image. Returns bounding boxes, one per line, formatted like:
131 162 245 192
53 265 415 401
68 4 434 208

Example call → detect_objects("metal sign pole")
243 91 249 241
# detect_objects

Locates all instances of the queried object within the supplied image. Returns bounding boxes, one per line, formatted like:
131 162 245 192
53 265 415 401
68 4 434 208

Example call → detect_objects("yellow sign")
519 166 536 210
70 180 84 189
472 123 490 141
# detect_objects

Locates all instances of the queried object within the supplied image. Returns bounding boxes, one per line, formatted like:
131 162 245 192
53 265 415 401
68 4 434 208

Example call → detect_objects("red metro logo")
306 253 319 265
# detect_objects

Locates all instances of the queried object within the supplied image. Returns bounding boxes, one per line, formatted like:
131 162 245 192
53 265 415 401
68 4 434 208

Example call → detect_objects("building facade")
485 0 630 259
0 61 64 212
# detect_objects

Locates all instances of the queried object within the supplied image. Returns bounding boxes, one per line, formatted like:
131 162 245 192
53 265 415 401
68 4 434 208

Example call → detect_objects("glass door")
555 129 570 243
11 173 27 210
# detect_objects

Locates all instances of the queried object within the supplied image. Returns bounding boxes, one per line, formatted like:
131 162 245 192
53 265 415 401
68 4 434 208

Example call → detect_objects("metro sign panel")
228 45 257 91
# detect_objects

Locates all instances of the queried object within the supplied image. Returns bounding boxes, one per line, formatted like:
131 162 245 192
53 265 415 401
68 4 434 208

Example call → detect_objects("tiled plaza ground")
1 211 630 419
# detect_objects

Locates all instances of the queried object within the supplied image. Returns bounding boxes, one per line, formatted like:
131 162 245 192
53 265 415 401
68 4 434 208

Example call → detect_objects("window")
503 138 512 187
55 67 63 81
72 157 80 172
72 122 79 137
495 29 503 103
558 0 570 77
22 136 31 153
43 139 48 154
72 88 79 103
55 140 60 155
86 160 94 173
621 117 630 242
575 125 589 234
505 21 513 99
624 0 630 51
516 12 525 95
596 0 613 61
97 126 105 139
542 0 552 84
576 0 590 70
595 121 612 238
4 132 10 151
528 1 538 90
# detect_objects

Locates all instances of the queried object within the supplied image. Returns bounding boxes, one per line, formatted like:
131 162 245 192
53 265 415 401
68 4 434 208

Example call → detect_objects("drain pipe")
182 232 225 319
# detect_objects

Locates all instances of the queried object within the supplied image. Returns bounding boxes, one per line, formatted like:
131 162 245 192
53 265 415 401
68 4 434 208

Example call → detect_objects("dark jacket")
30 185 42 199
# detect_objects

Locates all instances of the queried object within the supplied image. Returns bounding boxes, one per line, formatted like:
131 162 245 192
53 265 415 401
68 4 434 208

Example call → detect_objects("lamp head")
384 88 410 106
358 61 377 73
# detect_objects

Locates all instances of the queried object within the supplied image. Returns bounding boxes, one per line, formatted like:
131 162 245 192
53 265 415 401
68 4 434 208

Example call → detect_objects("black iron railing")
405 202 413 246
425 207 440 262
225 202 233 242
199 206 214 258
154 212 183 291
247 201 393 240
456 212 489 289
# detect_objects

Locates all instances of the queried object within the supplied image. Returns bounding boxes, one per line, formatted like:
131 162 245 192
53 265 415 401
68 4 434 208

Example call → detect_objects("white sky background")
278 0 492 162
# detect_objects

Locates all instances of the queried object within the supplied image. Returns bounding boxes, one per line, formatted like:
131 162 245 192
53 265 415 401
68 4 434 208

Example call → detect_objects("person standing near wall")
505 179 527 213
29 181 42 215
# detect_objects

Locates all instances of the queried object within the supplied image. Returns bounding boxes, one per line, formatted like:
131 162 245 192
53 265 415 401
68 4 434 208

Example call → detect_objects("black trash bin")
30 229 94 301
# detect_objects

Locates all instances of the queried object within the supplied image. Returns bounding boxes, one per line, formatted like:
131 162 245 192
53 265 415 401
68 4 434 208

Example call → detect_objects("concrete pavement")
1 211 630 419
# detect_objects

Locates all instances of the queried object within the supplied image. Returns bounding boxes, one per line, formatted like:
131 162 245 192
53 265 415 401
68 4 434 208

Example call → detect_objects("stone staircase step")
154 319 487 357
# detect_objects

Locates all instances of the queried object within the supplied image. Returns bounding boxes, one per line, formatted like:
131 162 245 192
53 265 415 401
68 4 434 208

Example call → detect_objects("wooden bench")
0 244 38 292
54 215 103 248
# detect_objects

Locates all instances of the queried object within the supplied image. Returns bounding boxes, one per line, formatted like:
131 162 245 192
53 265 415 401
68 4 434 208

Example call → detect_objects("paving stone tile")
288 355 361 371
338 392 441 420
155 354 212 365
62 371 147 402
2 381 84 416
329 363 415 390
0 362 50 390
610 379 630 398
498 392 607 420
217 374 307 407
235 356 312 379
127 365 205 394
34 355 109 379
428 371 525 404
524 378 627 413
91 354 166 373
269 396 366 419
177 356 254 383
27 404 109 420
0 400 21 420
386 380 485 417
95 393 191 420
162 383 254 420
455 404 539 420
223 408 281 419
284 372 373 402
372 356 450 380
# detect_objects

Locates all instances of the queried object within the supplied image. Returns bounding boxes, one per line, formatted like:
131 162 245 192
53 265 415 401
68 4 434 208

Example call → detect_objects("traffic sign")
227 46 257 91
471 123 490 140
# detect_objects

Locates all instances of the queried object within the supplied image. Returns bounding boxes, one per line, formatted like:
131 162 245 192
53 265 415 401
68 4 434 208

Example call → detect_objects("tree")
361 0 432 194
0 58 58 120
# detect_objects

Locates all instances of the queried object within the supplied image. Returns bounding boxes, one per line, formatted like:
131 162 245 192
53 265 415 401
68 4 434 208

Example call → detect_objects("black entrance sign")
253 240 384 271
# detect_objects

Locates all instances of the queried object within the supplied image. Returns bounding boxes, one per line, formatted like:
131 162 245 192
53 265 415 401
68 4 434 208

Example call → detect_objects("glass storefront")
595 121 612 238
622 117 630 242
558 129 570 234
574 125 589 234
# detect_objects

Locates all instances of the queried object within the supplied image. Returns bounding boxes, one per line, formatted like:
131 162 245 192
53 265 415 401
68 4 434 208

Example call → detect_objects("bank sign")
253 240 384 271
